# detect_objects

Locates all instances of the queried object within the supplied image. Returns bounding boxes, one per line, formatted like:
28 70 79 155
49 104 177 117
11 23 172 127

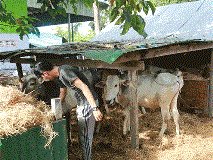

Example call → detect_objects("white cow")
98 70 184 136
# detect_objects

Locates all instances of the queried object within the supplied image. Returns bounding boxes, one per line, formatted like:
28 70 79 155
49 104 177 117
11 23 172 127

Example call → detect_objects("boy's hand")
93 109 103 121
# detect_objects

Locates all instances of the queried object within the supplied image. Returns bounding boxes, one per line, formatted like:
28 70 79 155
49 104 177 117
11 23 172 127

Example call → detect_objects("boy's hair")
33 60 54 77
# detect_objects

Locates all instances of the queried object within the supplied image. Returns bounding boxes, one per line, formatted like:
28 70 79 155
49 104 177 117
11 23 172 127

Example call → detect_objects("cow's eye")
115 84 118 87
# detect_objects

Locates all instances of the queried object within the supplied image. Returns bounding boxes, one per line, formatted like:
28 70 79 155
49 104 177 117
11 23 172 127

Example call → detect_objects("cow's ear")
95 81 105 88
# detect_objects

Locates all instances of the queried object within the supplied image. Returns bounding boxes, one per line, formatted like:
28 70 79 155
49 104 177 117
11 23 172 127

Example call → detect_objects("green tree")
74 30 96 42
1 0 199 40
55 24 96 42
0 0 40 39
0 0 155 39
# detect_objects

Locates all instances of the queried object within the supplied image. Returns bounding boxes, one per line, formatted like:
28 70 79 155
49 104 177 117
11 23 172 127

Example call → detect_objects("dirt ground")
68 106 213 160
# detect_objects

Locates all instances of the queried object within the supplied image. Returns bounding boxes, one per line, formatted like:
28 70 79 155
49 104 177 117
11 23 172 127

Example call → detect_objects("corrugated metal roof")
91 0 213 45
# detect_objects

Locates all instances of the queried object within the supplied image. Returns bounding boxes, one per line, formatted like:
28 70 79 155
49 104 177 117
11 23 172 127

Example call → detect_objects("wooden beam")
51 59 145 70
128 70 139 149
144 42 213 59
113 50 143 64
10 57 145 71
207 48 213 117
11 57 35 64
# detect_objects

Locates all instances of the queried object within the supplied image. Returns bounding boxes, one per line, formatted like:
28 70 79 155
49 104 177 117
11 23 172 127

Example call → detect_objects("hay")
0 85 57 147
67 106 213 159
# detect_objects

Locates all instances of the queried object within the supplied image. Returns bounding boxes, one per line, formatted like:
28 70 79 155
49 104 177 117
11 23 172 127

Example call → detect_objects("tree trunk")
93 2 101 34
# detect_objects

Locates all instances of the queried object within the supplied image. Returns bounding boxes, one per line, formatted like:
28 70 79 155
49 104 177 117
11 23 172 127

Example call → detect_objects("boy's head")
34 60 55 80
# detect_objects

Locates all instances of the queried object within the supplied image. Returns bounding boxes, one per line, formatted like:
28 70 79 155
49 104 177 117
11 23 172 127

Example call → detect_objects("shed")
1 0 213 149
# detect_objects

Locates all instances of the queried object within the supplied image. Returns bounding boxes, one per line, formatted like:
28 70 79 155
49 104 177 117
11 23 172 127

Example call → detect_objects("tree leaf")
115 14 125 25
123 9 132 23
19 30 25 40
131 14 137 26
34 27 40 37
147 1 155 15
136 3 143 12
115 0 122 7
37 0 43 3
121 21 131 35
137 15 145 27
110 7 119 22
56 6 67 17
72 4 78 14
47 8 56 17
41 4 46 13
143 5 149 15
16 27 22 33
81 0 93 9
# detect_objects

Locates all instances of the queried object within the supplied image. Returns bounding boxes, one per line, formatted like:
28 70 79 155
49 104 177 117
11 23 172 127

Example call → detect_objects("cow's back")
137 73 183 109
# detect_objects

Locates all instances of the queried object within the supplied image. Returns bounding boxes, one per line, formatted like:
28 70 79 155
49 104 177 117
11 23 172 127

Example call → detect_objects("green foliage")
0 0 199 40
74 31 96 42
1 0 154 38
109 0 155 38
55 25 95 42
0 0 40 40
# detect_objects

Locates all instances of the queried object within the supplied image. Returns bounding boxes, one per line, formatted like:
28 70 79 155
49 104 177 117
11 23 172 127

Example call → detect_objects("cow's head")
96 75 127 104
21 72 41 94
21 72 60 105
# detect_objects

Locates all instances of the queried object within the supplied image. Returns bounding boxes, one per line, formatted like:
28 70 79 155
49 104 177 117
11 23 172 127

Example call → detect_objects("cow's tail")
176 75 184 93
169 76 184 112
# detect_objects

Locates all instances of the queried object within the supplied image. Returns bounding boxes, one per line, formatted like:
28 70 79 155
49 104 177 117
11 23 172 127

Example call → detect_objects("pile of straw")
0 85 57 147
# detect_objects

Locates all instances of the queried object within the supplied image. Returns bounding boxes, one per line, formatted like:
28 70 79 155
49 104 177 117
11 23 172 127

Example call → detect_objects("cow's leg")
104 103 110 115
159 102 171 136
170 93 180 135
123 107 130 135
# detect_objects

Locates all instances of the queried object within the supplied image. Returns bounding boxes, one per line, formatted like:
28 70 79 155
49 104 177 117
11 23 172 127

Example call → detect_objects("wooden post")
51 98 63 120
16 63 23 82
207 49 213 117
128 70 139 149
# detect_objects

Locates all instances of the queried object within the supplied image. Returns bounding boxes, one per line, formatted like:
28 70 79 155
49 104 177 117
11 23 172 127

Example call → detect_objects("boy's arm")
59 87 67 102
72 78 103 121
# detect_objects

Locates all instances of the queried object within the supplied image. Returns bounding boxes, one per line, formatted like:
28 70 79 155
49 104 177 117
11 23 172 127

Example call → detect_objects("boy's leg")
77 105 95 160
